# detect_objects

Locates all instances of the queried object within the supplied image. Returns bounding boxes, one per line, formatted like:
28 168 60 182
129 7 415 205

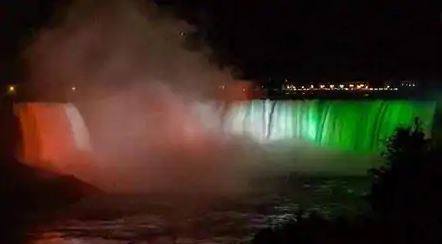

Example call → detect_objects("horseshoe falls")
11 100 437 179
223 100 436 153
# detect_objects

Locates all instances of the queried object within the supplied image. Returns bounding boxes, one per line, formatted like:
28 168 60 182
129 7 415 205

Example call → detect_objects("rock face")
0 158 100 244
1 159 100 211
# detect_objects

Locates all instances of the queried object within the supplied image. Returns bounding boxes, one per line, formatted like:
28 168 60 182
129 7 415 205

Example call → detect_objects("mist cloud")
22 0 260 194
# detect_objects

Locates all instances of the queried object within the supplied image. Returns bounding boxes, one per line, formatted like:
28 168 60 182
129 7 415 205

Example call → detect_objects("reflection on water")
24 177 367 244
27 194 296 244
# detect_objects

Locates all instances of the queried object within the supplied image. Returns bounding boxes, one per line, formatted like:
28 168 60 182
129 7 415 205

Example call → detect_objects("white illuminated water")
64 103 93 152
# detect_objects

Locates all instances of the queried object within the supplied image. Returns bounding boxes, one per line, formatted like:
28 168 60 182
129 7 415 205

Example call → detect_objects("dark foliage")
368 119 442 243
369 119 431 216
253 119 442 243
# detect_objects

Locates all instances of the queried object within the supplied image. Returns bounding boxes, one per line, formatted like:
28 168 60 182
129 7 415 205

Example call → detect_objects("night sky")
1 0 441 85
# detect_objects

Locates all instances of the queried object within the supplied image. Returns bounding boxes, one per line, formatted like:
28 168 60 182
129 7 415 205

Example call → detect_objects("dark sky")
0 0 64 83
1 0 441 84
170 0 442 82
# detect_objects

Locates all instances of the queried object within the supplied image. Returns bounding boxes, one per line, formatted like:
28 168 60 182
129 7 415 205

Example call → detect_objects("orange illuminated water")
14 103 92 174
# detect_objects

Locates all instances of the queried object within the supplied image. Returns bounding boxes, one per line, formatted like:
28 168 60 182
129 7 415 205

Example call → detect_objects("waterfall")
14 103 92 172
12 100 437 174
223 100 436 152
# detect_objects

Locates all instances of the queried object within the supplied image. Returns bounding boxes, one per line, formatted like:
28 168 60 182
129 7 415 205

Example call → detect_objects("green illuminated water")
224 100 436 153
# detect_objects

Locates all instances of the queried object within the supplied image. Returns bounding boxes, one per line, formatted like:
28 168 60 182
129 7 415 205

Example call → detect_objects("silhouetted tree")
369 119 442 243
369 119 430 216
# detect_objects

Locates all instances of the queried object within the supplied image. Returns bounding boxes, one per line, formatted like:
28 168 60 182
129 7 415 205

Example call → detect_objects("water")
15 100 436 170
224 100 436 152
14 103 92 172
25 177 368 244
27 195 283 244
9 100 405 243
12 100 434 187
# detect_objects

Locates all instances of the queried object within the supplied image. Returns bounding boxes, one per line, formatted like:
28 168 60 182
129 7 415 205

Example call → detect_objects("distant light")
310 85 314 89
339 84 344 89
320 84 325 89
349 84 354 88
8 85 16 94
71 86 77 92
329 85 335 89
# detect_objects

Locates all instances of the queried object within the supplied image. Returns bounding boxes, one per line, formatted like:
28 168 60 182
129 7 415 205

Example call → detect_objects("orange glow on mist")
14 103 92 173
218 81 262 102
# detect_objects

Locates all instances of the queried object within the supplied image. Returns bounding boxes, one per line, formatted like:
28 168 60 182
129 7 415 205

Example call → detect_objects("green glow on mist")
225 100 436 153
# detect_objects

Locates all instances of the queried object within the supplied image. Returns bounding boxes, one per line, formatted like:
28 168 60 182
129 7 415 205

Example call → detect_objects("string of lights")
281 81 417 92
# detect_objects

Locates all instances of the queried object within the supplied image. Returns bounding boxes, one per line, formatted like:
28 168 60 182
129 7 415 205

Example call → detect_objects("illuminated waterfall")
223 100 436 152
11 100 437 175
14 103 92 172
